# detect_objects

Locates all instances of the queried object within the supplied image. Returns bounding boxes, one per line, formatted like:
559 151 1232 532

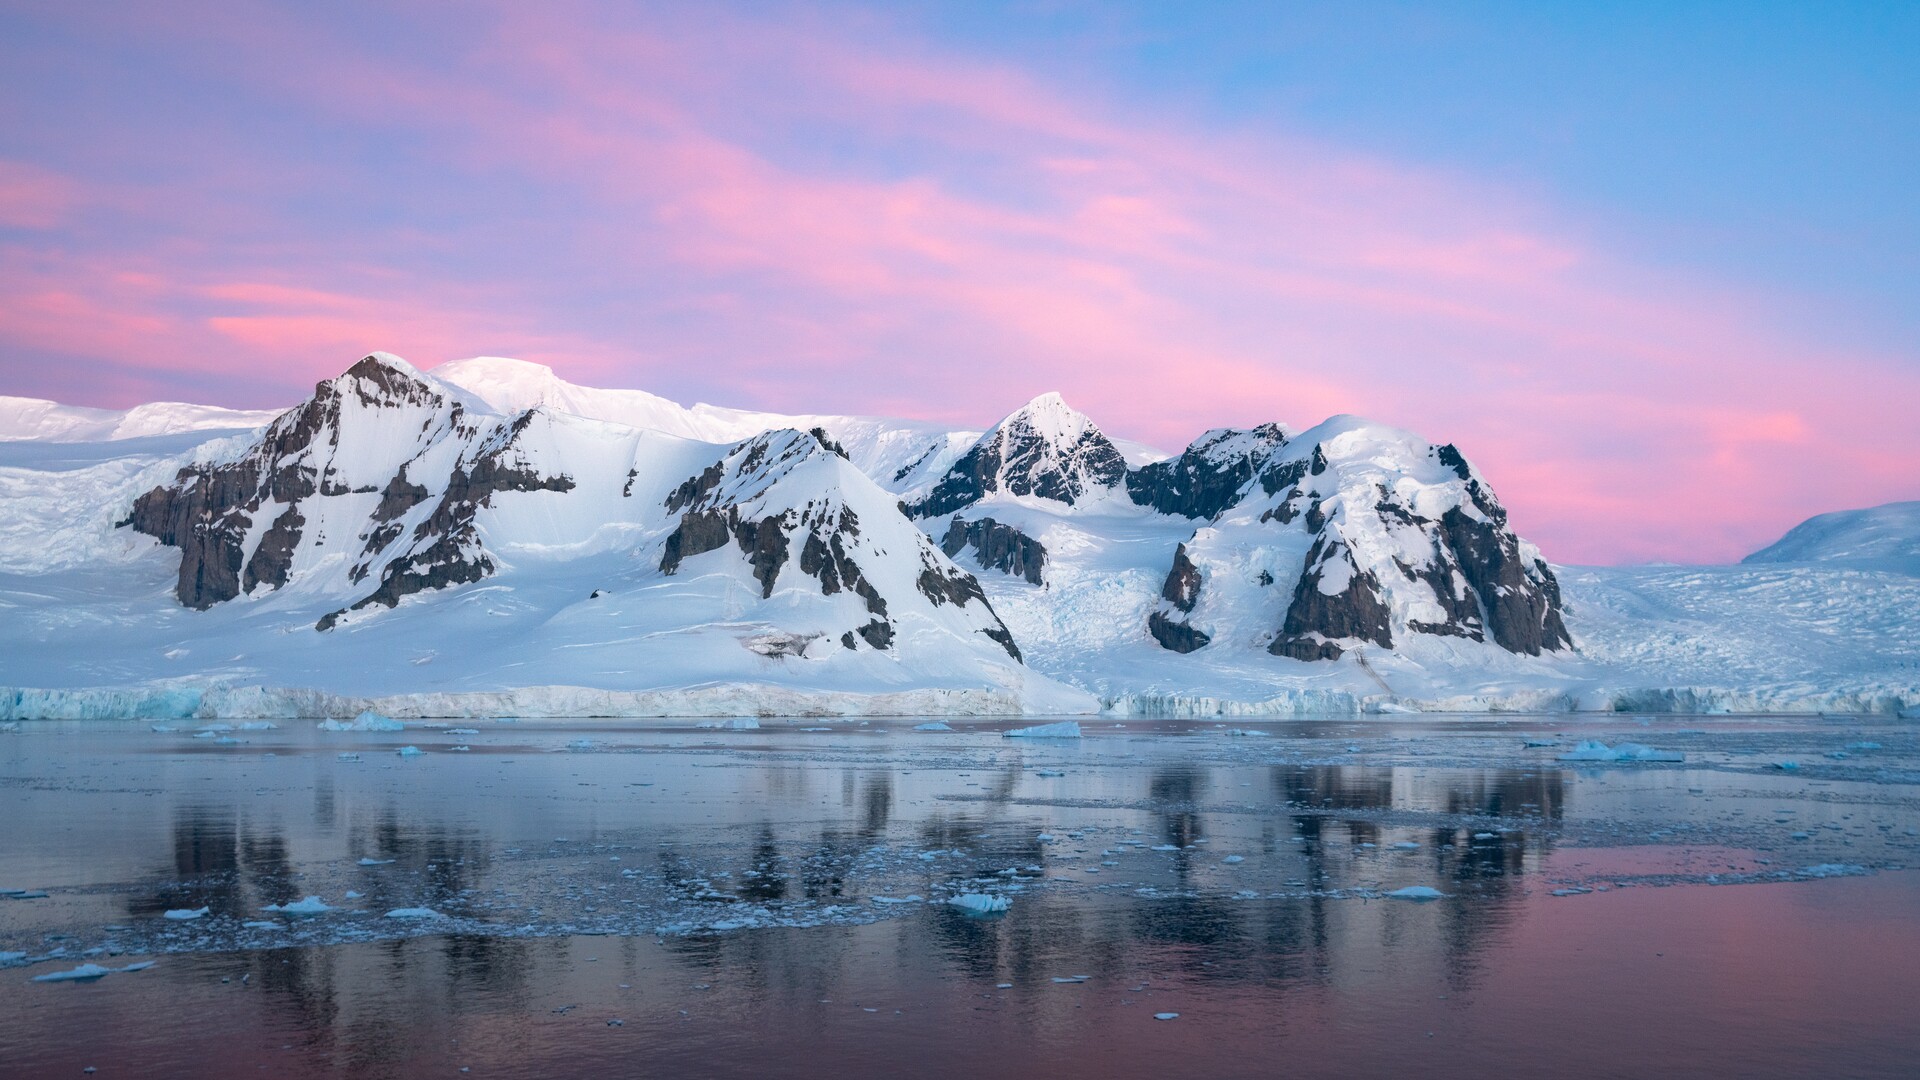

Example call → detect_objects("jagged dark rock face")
802 515 887 615
1147 611 1210 653
915 556 1022 662
808 428 849 459
125 355 451 610
904 402 1127 518
1160 543 1203 612
1126 424 1289 519
320 431 576 631
1437 503 1572 655
1268 538 1394 662
940 517 1046 586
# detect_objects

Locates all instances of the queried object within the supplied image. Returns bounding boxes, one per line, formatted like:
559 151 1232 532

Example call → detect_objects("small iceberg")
384 907 446 919
262 896 333 915
357 858 395 866
1154 1012 1180 1021
395 745 424 757
697 718 760 730
445 728 480 736
32 962 154 983
1005 721 1081 739
1223 728 1271 737
318 710 404 733
1384 886 1446 901
913 722 953 731
1558 741 1683 763
947 893 1010 916
162 906 209 920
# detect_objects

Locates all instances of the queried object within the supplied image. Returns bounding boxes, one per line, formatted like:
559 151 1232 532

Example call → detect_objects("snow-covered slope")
0 353 1912 718
0 394 280 443
1743 500 1920 567
434 356 976 496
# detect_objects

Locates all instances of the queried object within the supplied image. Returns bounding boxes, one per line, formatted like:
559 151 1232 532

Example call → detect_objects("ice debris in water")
914 722 953 731
947 893 1010 916
445 728 479 735
358 858 395 866
262 896 333 915
162 906 209 920
396 746 424 757
1036 769 1065 778
237 721 276 731
1223 855 1245 864
1384 886 1446 901
1558 741 1683 763
31 961 154 983
1223 728 1271 737
1154 1013 1180 1021
318 710 404 732
697 718 760 730
385 908 446 919
1005 721 1081 739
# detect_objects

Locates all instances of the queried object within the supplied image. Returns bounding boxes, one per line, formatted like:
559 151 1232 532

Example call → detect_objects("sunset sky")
1 1 1914 564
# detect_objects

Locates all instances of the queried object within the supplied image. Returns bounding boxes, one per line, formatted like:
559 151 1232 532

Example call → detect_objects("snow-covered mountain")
1 353 1913 718
0 394 280 443
1743 501 1920 567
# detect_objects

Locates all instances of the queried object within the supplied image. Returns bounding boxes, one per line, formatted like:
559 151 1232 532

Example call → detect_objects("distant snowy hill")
1742 501 1920 567
0 394 280 443
0 353 1913 718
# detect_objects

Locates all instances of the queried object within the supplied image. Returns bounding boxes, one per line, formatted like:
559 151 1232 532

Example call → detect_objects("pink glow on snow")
0 6 1912 564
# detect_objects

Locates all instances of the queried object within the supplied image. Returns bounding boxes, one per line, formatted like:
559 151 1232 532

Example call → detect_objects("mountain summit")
904 393 1128 517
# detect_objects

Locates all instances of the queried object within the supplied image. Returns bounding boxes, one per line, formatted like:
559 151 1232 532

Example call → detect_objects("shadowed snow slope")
0 353 1913 717
1743 500 1920 568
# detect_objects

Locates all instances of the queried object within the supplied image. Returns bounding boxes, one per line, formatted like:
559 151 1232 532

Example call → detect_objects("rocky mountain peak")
904 393 1127 518
1127 422 1291 519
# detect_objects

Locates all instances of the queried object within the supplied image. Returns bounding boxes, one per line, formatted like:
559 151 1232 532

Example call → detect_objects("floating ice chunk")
947 893 1010 915
1035 770 1065 778
396 746 424 757
1223 855 1245 864
1392 842 1420 850
566 739 596 750
345 890 362 899
149 725 175 733
237 721 276 731
191 731 216 739
1848 742 1881 751
119 961 155 972
450 745 470 752
871 895 923 905
697 718 760 730
0 951 26 966
1151 844 1179 852
1154 1012 1180 1021
162 907 209 920
445 728 479 736
242 921 279 929
1051 976 1089 984
262 896 333 915
384 907 445 919
1384 886 1446 901
1223 729 1271 737
1036 833 1056 843
357 858 395 866
1472 832 1498 840
914 722 953 731
1558 741 1683 763
32 963 112 982
319 710 404 732
213 736 241 745
1773 761 1800 771
337 753 360 762
1523 739 1559 748
1005 721 1081 739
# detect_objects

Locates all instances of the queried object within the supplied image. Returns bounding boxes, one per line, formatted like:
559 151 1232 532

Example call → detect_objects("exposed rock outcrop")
1126 424 1289 519
940 516 1047 586
904 393 1126 518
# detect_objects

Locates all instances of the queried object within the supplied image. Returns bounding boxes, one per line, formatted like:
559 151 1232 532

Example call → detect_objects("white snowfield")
0 354 1914 719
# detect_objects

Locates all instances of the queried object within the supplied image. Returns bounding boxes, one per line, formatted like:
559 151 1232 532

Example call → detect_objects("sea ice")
697 718 760 730
913 722 953 731
396 746 424 757
1558 741 1683 763
358 858 395 866
946 893 1010 915
162 907 209 920
32 963 111 982
384 907 446 919
262 896 333 915
1005 721 1081 739
1384 887 1446 901
1154 1013 1180 1021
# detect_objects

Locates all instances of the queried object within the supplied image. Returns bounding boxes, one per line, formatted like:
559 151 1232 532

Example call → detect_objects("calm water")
4 715 1918 1078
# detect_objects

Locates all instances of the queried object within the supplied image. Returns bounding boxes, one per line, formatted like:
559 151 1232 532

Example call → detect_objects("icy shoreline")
4 679 1914 721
